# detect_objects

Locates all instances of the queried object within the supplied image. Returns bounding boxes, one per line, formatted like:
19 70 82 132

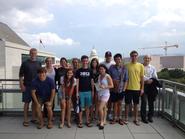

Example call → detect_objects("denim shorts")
22 86 32 103
58 89 64 100
79 91 92 109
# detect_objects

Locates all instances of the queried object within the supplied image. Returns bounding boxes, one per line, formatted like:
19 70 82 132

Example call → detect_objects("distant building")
0 22 56 79
89 48 104 62
160 56 185 70
124 55 185 72
0 22 59 110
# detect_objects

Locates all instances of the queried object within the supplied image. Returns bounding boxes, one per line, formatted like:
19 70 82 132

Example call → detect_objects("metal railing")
0 79 185 132
158 79 185 132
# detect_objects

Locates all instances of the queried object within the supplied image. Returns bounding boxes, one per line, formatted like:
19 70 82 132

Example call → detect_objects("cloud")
141 0 185 27
57 0 131 7
19 32 80 47
0 0 53 32
160 29 185 37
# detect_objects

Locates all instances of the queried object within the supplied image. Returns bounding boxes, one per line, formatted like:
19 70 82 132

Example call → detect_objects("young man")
19 48 41 126
76 55 94 128
141 55 158 123
101 51 115 70
31 67 56 129
125 50 144 126
109 53 128 125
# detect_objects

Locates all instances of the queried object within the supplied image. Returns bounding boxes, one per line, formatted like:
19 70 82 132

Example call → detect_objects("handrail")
0 78 185 132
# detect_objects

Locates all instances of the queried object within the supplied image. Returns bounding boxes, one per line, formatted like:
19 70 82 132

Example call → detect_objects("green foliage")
158 70 170 79
158 68 185 84
168 69 185 78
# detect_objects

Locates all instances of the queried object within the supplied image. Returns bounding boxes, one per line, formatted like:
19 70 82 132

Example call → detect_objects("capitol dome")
90 48 99 61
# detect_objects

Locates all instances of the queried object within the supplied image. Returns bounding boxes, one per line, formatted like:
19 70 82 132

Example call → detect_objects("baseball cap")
105 51 112 57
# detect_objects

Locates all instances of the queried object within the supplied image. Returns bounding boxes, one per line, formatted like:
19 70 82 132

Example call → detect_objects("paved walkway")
0 116 185 139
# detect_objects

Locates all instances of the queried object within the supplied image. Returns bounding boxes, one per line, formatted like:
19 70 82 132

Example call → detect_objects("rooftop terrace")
0 79 185 139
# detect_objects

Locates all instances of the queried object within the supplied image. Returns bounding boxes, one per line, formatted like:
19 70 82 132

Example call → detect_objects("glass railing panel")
179 93 185 125
164 88 173 115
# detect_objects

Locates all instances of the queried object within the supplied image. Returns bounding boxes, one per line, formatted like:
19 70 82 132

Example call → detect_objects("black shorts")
125 90 140 104
110 91 125 103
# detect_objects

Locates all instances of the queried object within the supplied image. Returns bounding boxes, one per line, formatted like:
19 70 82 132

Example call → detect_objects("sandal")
118 119 124 125
124 119 128 125
86 122 93 127
30 119 38 124
59 123 64 129
47 123 53 129
37 124 44 129
110 119 116 124
133 120 140 126
67 123 71 128
99 125 104 130
78 123 83 128
23 121 29 127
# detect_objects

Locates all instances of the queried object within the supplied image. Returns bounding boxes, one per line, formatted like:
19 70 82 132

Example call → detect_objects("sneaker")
148 117 153 123
141 119 148 124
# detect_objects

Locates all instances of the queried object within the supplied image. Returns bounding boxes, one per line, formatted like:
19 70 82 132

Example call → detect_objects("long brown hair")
63 68 74 88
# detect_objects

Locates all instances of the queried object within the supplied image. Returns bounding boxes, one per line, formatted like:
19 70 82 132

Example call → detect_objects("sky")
0 0 185 58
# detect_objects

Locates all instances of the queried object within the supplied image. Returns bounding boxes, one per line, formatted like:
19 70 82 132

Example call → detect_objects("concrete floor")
0 116 185 139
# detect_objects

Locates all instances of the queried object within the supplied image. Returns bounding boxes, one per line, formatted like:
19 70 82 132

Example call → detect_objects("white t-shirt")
101 61 115 69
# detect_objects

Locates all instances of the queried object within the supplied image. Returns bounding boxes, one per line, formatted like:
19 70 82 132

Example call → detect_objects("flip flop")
59 123 64 129
67 123 71 128
133 120 140 126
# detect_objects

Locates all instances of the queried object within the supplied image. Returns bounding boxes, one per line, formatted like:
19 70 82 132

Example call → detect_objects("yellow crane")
140 42 179 56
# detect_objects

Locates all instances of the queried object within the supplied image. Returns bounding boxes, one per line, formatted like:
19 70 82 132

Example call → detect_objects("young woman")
97 64 113 130
45 57 56 81
44 57 56 118
59 68 76 128
90 58 99 121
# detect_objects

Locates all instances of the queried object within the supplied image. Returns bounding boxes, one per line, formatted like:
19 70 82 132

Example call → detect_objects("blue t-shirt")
32 76 55 101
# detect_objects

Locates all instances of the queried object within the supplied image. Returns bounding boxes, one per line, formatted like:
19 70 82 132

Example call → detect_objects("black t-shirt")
19 59 41 86
76 68 93 92
56 67 67 85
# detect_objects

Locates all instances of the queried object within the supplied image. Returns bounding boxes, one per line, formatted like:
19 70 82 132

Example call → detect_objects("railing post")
157 87 162 116
0 85 4 116
161 81 165 115
172 85 177 126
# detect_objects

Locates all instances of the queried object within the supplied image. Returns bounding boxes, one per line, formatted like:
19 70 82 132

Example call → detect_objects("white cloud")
123 20 138 26
57 0 131 7
141 0 185 27
19 32 80 47
106 20 138 28
0 1 53 32
160 29 185 37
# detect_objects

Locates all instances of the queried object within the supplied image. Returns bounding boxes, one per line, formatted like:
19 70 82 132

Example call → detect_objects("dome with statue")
89 47 104 62
89 47 99 61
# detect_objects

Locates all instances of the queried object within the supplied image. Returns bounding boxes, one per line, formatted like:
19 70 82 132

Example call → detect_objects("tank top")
98 74 110 96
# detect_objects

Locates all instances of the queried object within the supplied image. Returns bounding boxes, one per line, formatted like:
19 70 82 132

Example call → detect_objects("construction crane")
140 42 179 56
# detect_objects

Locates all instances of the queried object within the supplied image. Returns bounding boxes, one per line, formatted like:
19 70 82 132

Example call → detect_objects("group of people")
19 48 160 130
